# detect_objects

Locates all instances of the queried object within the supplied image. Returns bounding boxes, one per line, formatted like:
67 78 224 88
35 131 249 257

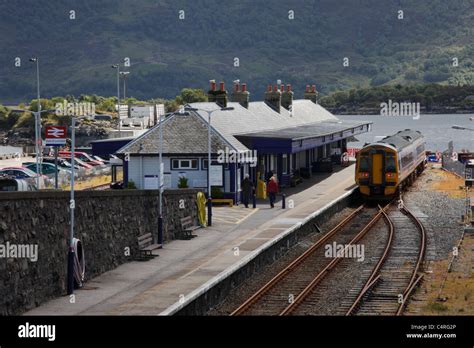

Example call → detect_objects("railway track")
230 204 387 316
343 200 426 316
231 198 426 316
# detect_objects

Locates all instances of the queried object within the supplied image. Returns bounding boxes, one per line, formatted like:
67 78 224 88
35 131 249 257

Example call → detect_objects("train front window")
359 156 369 172
386 155 396 172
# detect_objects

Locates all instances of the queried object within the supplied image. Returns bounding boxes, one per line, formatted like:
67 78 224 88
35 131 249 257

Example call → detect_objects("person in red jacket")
266 175 279 208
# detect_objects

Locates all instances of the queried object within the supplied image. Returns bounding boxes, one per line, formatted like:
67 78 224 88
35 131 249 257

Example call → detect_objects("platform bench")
212 198 233 207
136 233 161 261
180 216 200 240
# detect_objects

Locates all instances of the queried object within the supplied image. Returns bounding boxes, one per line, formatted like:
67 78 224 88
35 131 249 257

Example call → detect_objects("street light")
185 106 234 226
120 71 130 100
67 116 76 295
111 64 121 133
29 57 41 188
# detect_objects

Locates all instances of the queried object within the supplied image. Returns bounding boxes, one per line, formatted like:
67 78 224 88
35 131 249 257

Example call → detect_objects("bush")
178 176 189 188
127 180 137 189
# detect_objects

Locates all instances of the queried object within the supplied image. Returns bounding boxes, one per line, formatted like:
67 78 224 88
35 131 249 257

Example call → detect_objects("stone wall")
0 188 200 315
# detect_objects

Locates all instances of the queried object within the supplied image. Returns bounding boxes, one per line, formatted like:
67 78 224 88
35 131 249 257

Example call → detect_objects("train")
355 129 426 199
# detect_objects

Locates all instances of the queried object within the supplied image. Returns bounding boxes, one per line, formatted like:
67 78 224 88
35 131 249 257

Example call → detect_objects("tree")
177 88 207 104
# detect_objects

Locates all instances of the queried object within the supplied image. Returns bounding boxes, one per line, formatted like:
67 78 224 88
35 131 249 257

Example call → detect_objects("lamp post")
111 65 121 133
120 71 130 100
158 108 164 246
29 58 41 188
67 116 76 295
185 106 234 226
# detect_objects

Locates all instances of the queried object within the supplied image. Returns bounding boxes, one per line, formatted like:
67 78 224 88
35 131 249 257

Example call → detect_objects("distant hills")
0 0 473 103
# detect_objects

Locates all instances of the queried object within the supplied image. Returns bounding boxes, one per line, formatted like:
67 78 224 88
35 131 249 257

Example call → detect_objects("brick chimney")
208 80 228 107
281 84 294 110
304 84 319 104
230 81 250 108
264 84 281 112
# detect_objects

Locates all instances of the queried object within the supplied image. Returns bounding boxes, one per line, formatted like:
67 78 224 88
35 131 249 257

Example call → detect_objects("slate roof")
236 120 370 140
118 99 371 155
116 112 237 154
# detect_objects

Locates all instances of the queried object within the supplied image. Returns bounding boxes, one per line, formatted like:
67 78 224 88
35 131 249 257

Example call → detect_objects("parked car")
0 177 35 191
59 151 104 166
42 157 79 170
23 162 70 177
93 155 109 165
0 167 48 189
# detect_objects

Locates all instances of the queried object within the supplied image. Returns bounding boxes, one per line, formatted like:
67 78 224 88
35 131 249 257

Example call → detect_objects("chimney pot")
234 82 240 92
267 85 272 92
241 83 247 92
210 80 216 91
273 85 278 92
305 85 310 93
311 84 316 93
286 84 291 92
220 81 225 91
280 84 284 92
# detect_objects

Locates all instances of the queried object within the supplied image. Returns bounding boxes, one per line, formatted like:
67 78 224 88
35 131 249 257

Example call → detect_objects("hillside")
0 0 473 102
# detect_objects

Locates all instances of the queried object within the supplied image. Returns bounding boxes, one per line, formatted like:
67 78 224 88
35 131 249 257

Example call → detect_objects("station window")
171 159 198 170
282 154 288 174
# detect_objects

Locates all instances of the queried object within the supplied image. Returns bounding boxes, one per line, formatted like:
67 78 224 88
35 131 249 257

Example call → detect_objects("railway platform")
25 164 357 316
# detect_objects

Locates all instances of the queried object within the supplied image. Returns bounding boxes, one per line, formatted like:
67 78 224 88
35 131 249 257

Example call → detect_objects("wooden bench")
180 216 200 240
212 198 233 207
136 233 161 261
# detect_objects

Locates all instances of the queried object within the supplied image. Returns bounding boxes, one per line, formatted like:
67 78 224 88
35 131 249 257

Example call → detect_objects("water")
0 145 22 155
339 114 474 152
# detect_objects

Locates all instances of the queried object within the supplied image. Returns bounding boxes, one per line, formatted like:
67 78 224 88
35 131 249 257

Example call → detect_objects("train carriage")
356 129 426 199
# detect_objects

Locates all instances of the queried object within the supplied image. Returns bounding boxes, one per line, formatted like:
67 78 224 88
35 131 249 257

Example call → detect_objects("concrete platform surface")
25 164 357 316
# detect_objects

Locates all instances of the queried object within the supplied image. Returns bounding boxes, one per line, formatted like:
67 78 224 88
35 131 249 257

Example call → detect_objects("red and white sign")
347 148 361 159
45 126 67 146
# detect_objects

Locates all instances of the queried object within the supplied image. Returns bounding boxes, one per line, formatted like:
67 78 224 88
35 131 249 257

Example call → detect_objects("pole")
67 117 76 295
207 111 212 226
117 66 121 134
158 109 163 246
35 59 41 188
123 75 127 100
54 146 58 189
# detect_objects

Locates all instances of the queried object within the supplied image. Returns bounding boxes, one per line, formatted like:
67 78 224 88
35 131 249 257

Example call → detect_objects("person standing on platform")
241 174 254 208
266 175 279 208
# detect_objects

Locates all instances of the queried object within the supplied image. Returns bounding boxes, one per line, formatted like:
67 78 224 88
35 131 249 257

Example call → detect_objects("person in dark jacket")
266 175 279 208
241 174 254 208
266 169 274 184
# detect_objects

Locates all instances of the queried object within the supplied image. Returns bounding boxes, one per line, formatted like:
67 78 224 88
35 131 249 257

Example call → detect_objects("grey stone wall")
0 188 200 315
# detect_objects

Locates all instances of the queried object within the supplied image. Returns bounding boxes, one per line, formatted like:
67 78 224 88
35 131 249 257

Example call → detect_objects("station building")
117 81 372 201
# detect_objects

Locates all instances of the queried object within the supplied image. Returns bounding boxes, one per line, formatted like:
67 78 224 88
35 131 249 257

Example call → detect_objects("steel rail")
230 204 365 316
396 204 426 315
279 205 387 316
345 206 395 316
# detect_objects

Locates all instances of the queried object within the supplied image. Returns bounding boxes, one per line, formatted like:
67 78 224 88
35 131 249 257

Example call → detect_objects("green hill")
0 0 473 102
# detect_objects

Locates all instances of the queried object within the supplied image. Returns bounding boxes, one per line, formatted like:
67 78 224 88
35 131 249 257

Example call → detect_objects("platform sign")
45 126 67 146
